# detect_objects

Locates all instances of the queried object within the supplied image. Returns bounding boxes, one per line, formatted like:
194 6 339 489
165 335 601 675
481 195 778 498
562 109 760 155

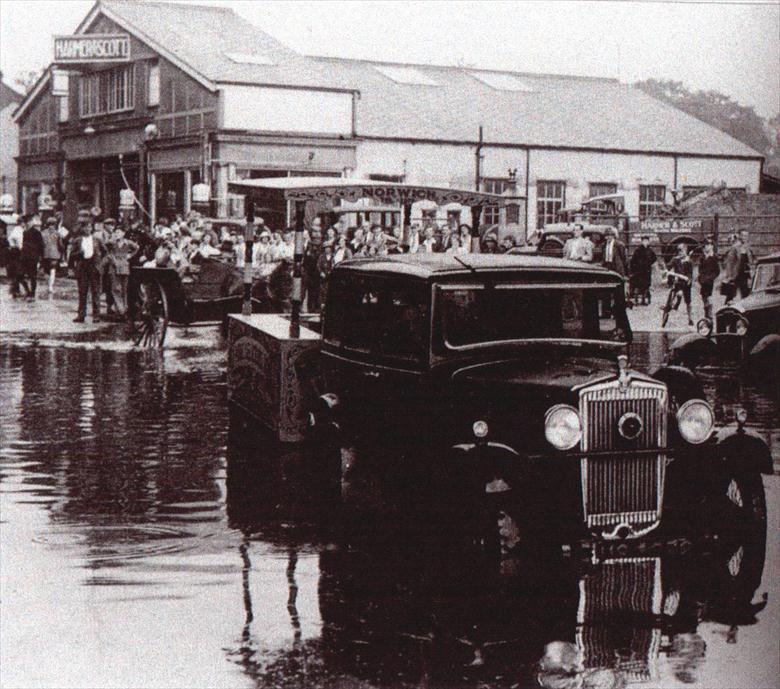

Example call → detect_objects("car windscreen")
437 286 624 347
753 262 780 291
323 274 430 362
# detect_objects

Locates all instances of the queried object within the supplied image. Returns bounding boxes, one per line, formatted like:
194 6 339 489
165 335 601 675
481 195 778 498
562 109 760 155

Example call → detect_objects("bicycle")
660 270 691 328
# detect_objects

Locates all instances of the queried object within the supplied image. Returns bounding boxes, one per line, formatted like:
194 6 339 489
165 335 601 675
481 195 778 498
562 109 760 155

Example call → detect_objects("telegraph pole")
475 125 483 191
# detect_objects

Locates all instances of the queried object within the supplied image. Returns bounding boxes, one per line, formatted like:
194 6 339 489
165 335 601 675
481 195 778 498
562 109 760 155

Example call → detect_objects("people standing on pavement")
107 226 138 318
20 215 44 299
41 216 63 297
629 235 657 305
721 234 743 304
6 219 30 298
602 227 628 277
562 224 594 262
100 218 118 316
303 223 323 313
70 214 104 323
698 238 720 322
669 242 694 326
737 228 755 298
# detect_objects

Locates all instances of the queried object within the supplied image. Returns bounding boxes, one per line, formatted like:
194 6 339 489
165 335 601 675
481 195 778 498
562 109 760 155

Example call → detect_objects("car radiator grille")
579 379 668 536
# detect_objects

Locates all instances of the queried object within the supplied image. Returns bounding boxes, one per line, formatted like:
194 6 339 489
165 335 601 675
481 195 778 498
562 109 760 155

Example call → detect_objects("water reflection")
1 339 777 688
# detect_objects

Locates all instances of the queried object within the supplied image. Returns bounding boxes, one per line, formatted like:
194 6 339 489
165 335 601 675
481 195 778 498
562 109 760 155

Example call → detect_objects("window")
373 64 439 86
324 275 430 363
438 286 625 348
79 64 135 117
482 178 508 225
147 61 160 107
536 180 566 228
639 185 666 219
224 52 275 66
469 71 534 92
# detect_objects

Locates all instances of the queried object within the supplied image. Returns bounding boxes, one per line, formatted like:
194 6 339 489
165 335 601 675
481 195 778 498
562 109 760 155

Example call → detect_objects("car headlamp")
696 318 712 337
735 318 748 336
677 399 714 444
545 404 582 450
472 420 489 439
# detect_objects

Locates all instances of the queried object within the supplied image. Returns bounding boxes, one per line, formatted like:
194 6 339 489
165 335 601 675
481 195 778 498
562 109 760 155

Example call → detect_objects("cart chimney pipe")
290 200 306 338
242 199 255 316
470 205 482 253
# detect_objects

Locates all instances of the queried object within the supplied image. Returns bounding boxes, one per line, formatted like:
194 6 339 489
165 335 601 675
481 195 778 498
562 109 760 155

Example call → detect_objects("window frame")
79 64 136 118
639 184 666 219
482 177 508 226
536 180 566 229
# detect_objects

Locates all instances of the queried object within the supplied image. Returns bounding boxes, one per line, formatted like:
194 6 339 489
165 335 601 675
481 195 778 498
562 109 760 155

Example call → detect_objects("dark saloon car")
670 252 780 371
310 254 770 547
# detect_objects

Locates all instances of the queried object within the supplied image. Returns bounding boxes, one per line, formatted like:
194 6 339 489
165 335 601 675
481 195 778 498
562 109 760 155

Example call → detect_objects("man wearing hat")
70 212 105 322
629 234 657 305
20 215 44 299
41 216 63 296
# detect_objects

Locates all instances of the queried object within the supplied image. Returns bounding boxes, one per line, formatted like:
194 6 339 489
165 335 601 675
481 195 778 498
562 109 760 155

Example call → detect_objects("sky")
1 0 778 118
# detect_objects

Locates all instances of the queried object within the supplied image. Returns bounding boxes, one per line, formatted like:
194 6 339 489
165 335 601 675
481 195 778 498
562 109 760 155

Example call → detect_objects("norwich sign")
53 34 130 63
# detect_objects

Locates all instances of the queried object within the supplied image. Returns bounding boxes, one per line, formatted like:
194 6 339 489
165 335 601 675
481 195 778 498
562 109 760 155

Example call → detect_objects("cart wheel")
130 281 169 348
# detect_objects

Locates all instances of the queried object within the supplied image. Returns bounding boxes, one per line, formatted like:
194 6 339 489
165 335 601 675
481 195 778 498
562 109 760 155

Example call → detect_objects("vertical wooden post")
402 201 413 252
242 198 255 315
713 212 720 254
470 205 482 253
290 199 306 338
475 125 483 191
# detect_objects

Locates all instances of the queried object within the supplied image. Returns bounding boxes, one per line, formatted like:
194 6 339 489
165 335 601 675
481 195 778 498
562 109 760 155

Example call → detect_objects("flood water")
1 335 778 689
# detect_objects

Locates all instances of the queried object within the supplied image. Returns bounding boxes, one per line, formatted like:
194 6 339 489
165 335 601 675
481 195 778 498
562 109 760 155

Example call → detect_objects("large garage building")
13 0 763 234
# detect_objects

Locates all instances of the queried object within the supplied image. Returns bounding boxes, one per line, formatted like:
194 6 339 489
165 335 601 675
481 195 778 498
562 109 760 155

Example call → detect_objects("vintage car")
670 252 780 372
513 225 610 263
309 253 770 547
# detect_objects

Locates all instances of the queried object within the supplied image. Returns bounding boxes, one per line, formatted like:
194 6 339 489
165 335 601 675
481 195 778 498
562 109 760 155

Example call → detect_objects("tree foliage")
635 78 770 156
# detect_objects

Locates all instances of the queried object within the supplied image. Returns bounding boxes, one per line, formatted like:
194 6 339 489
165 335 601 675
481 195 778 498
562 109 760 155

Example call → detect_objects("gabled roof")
0 78 24 110
95 0 356 92
311 56 763 158
11 70 50 122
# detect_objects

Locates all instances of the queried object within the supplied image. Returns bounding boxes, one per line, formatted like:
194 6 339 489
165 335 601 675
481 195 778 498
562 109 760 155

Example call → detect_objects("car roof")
334 252 622 283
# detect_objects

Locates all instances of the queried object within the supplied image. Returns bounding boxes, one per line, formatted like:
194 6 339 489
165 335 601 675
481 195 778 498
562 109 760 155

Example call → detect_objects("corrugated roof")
310 57 762 157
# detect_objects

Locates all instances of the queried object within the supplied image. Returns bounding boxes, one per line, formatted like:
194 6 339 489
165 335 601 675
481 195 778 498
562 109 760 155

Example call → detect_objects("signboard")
639 218 703 233
51 70 69 96
53 34 130 63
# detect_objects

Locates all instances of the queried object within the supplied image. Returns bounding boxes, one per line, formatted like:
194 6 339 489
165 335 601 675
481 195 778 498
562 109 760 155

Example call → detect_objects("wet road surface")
1 336 778 689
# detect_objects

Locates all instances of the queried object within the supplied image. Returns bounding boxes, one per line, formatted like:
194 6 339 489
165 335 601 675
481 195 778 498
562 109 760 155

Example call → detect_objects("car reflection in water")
225 417 768 689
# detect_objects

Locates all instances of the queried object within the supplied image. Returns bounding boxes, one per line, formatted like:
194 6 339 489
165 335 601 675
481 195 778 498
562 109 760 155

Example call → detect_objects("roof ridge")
308 54 618 83
101 0 233 13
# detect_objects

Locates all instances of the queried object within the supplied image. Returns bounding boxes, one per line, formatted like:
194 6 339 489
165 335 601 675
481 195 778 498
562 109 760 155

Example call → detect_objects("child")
698 239 720 321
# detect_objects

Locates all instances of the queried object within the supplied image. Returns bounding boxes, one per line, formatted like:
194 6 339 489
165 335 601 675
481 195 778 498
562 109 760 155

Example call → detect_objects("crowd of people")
2 209 757 327
559 223 757 326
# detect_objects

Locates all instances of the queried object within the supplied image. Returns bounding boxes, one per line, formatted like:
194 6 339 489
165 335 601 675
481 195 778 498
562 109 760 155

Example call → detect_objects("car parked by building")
310 253 771 549
670 252 780 372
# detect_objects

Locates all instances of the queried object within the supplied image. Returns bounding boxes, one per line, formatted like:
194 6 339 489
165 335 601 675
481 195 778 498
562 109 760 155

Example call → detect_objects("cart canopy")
227 176 523 208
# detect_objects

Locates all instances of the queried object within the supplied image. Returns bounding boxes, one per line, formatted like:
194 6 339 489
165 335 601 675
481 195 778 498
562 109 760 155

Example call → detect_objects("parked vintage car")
513 225 611 263
309 253 770 548
670 252 780 371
